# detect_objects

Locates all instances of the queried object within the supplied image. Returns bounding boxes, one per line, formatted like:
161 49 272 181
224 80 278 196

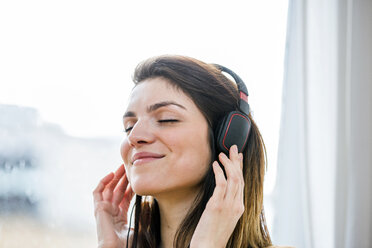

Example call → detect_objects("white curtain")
271 0 372 247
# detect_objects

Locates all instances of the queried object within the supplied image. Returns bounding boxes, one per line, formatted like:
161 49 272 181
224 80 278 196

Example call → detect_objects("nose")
127 119 155 147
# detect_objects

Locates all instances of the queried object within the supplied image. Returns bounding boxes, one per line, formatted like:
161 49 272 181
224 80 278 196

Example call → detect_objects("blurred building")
0 105 51 215
0 104 122 230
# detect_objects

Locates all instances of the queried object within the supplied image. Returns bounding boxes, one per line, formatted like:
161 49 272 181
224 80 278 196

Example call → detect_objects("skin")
93 77 245 248
121 77 212 198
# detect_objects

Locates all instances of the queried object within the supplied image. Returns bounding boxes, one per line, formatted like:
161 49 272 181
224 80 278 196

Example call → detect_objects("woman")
93 55 273 248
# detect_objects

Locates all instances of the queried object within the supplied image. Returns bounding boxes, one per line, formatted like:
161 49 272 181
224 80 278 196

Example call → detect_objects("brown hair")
129 55 272 248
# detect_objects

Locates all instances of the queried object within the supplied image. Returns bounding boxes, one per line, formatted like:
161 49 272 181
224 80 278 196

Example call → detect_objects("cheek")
120 138 132 182
165 127 211 174
120 138 130 166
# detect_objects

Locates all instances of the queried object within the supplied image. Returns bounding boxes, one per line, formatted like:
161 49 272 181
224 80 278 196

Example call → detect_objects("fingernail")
233 145 238 153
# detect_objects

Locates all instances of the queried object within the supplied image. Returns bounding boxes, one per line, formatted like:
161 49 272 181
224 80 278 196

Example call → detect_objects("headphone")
213 64 252 154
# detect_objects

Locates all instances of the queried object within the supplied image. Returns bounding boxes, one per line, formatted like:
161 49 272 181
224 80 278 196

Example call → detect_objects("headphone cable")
126 201 136 248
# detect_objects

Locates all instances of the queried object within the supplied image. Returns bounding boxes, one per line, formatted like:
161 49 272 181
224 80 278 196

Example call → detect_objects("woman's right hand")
93 164 134 248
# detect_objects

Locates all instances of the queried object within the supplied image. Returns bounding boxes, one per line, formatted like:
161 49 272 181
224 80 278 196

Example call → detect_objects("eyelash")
124 119 179 133
158 119 179 123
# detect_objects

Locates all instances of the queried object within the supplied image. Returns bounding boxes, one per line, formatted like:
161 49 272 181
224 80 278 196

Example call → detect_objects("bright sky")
0 0 288 193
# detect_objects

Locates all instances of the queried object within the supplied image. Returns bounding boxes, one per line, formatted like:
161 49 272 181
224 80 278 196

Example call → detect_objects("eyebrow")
123 101 187 119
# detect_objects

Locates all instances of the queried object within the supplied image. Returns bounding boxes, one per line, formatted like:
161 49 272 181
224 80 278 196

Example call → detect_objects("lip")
131 152 165 165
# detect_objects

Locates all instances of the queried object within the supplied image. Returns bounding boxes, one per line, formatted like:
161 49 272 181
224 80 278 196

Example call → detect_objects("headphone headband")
213 64 250 115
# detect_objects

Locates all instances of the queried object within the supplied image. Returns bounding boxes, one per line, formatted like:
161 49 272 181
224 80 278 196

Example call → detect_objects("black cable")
126 200 136 248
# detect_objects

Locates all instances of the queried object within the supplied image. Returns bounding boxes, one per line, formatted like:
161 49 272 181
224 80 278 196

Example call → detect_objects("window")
0 1 288 246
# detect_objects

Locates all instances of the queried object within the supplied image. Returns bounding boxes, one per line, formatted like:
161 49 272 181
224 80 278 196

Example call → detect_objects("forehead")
126 77 195 111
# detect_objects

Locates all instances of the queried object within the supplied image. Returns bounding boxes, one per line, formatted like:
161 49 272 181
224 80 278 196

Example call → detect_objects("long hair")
129 55 272 248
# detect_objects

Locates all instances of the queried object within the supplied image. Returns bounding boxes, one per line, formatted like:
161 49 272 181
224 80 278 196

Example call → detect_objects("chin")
130 180 162 196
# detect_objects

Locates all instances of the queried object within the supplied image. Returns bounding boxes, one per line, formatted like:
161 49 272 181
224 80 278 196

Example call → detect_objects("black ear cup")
216 111 251 154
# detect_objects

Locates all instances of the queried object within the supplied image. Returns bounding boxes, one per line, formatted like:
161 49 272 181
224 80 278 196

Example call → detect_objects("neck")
155 186 201 248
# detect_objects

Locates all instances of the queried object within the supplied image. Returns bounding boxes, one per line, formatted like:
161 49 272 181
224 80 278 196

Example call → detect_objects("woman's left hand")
190 144 245 248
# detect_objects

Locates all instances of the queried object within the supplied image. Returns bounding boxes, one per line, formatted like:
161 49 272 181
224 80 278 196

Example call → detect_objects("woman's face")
120 77 211 197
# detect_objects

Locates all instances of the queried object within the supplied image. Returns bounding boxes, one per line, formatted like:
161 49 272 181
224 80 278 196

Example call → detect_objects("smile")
131 152 165 166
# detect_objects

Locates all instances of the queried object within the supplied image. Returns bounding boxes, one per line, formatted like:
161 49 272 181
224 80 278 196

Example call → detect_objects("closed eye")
158 119 179 123
123 119 179 133
124 126 133 133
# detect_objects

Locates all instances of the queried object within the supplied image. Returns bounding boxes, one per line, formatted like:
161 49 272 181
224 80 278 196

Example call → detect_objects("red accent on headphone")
222 113 249 152
240 92 248 103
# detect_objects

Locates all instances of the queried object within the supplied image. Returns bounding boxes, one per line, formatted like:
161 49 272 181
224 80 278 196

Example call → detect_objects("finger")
211 161 227 201
238 153 244 186
238 153 245 203
228 145 243 178
119 184 134 211
103 164 125 201
219 152 240 200
238 179 245 207
229 144 240 162
112 172 130 206
239 153 243 170
232 175 244 201
108 164 125 191
93 172 114 202
218 151 239 182
233 178 245 217
229 145 243 174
